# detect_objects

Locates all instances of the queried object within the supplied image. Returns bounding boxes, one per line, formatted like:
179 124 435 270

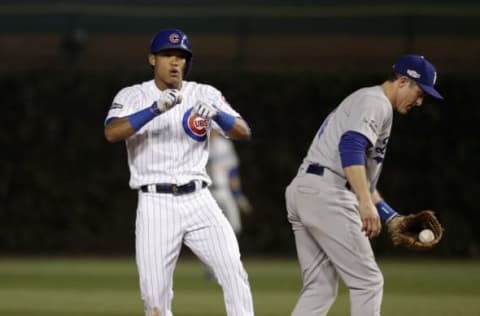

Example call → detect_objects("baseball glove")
387 210 444 250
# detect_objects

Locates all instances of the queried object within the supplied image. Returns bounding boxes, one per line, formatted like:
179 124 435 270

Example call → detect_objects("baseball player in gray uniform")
104 29 254 316
285 55 443 316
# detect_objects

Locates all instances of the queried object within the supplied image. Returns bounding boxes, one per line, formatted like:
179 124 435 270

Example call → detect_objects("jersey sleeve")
201 85 243 133
346 94 389 146
204 85 241 117
104 86 143 125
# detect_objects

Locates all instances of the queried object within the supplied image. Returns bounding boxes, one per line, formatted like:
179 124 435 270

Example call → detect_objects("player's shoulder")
213 134 234 149
182 80 222 96
350 86 389 107
209 134 236 159
339 86 391 119
115 80 153 98
354 86 385 98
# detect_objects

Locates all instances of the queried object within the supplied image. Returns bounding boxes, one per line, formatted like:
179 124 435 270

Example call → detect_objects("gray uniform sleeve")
345 94 389 146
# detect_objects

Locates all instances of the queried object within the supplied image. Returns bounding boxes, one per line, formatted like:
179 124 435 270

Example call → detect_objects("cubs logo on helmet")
150 28 193 76
169 33 180 44
182 108 209 141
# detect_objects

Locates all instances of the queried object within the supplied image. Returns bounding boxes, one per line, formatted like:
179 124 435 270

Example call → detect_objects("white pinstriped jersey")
105 80 240 189
302 85 393 191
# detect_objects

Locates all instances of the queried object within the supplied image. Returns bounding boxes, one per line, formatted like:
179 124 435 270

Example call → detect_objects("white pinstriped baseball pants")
135 187 254 316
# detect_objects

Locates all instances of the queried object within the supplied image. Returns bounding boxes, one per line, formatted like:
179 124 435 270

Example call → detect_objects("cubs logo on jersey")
182 108 209 141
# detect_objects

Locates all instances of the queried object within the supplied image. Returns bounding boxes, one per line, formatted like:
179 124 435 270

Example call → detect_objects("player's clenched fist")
156 89 182 113
192 101 218 119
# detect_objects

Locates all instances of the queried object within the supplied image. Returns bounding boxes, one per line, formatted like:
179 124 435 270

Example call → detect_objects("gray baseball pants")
286 169 383 316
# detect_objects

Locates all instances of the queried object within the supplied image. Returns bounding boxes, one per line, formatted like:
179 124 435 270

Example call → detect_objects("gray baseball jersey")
286 85 391 316
106 79 254 316
302 85 392 191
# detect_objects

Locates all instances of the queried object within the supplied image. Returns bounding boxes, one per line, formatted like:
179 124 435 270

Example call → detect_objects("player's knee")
371 270 384 291
304 275 338 302
214 259 249 284
361 270 384 296
152 307 161 316
350 269 383 296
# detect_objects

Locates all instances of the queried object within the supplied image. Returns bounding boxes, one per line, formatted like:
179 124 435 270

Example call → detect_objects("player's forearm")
343 165 372 203
104 117 136 143
224 118 251 141
371 190 382 204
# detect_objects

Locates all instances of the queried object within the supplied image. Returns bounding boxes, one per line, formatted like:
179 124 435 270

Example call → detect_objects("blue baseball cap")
150 29 193 76
392 54 443 99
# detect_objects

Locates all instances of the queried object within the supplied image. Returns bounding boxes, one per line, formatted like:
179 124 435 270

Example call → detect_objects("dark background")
1 0 479 257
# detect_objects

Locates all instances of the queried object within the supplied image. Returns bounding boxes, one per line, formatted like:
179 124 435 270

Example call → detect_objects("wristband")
214 111 236 132
375 200 399 222
128 102 160 132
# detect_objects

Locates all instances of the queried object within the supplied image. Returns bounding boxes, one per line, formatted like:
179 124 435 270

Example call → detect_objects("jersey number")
317 111 335 139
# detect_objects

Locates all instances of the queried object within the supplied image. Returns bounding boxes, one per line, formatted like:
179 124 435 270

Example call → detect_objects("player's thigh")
186 225 242 270
136 192 184 262
300 192 380 286
292 222 335 277
184 193 241 264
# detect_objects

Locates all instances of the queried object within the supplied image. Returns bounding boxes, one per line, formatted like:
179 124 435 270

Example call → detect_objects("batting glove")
155 89 182 114
192 101 218 119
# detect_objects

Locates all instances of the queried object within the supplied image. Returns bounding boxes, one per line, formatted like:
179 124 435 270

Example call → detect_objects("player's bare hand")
193 101 218 119
156 89 182 113
358 200 382 238
236 194 253 214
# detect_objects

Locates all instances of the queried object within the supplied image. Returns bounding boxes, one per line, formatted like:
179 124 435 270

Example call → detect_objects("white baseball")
419 229 435 243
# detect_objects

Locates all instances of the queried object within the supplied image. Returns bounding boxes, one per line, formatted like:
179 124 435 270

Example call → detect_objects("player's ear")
148 54 156 66
397 76 409 87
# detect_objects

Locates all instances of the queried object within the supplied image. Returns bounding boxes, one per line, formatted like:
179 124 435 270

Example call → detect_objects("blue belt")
306 164 325 176
306 164 351 190
140 180 207 195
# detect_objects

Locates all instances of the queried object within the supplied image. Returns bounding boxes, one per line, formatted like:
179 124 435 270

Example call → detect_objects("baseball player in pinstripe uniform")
285 55 443 316
104 29 254 316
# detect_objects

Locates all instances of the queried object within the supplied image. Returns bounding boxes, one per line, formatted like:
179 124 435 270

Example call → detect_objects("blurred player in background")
285 55 443 316
203 130 253 279
208 129 253 235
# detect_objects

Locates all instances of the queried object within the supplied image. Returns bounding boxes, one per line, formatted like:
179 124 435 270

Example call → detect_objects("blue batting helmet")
150 28 193 76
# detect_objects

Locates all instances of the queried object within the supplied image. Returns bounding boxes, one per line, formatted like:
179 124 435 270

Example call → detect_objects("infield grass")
0 257 479 316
